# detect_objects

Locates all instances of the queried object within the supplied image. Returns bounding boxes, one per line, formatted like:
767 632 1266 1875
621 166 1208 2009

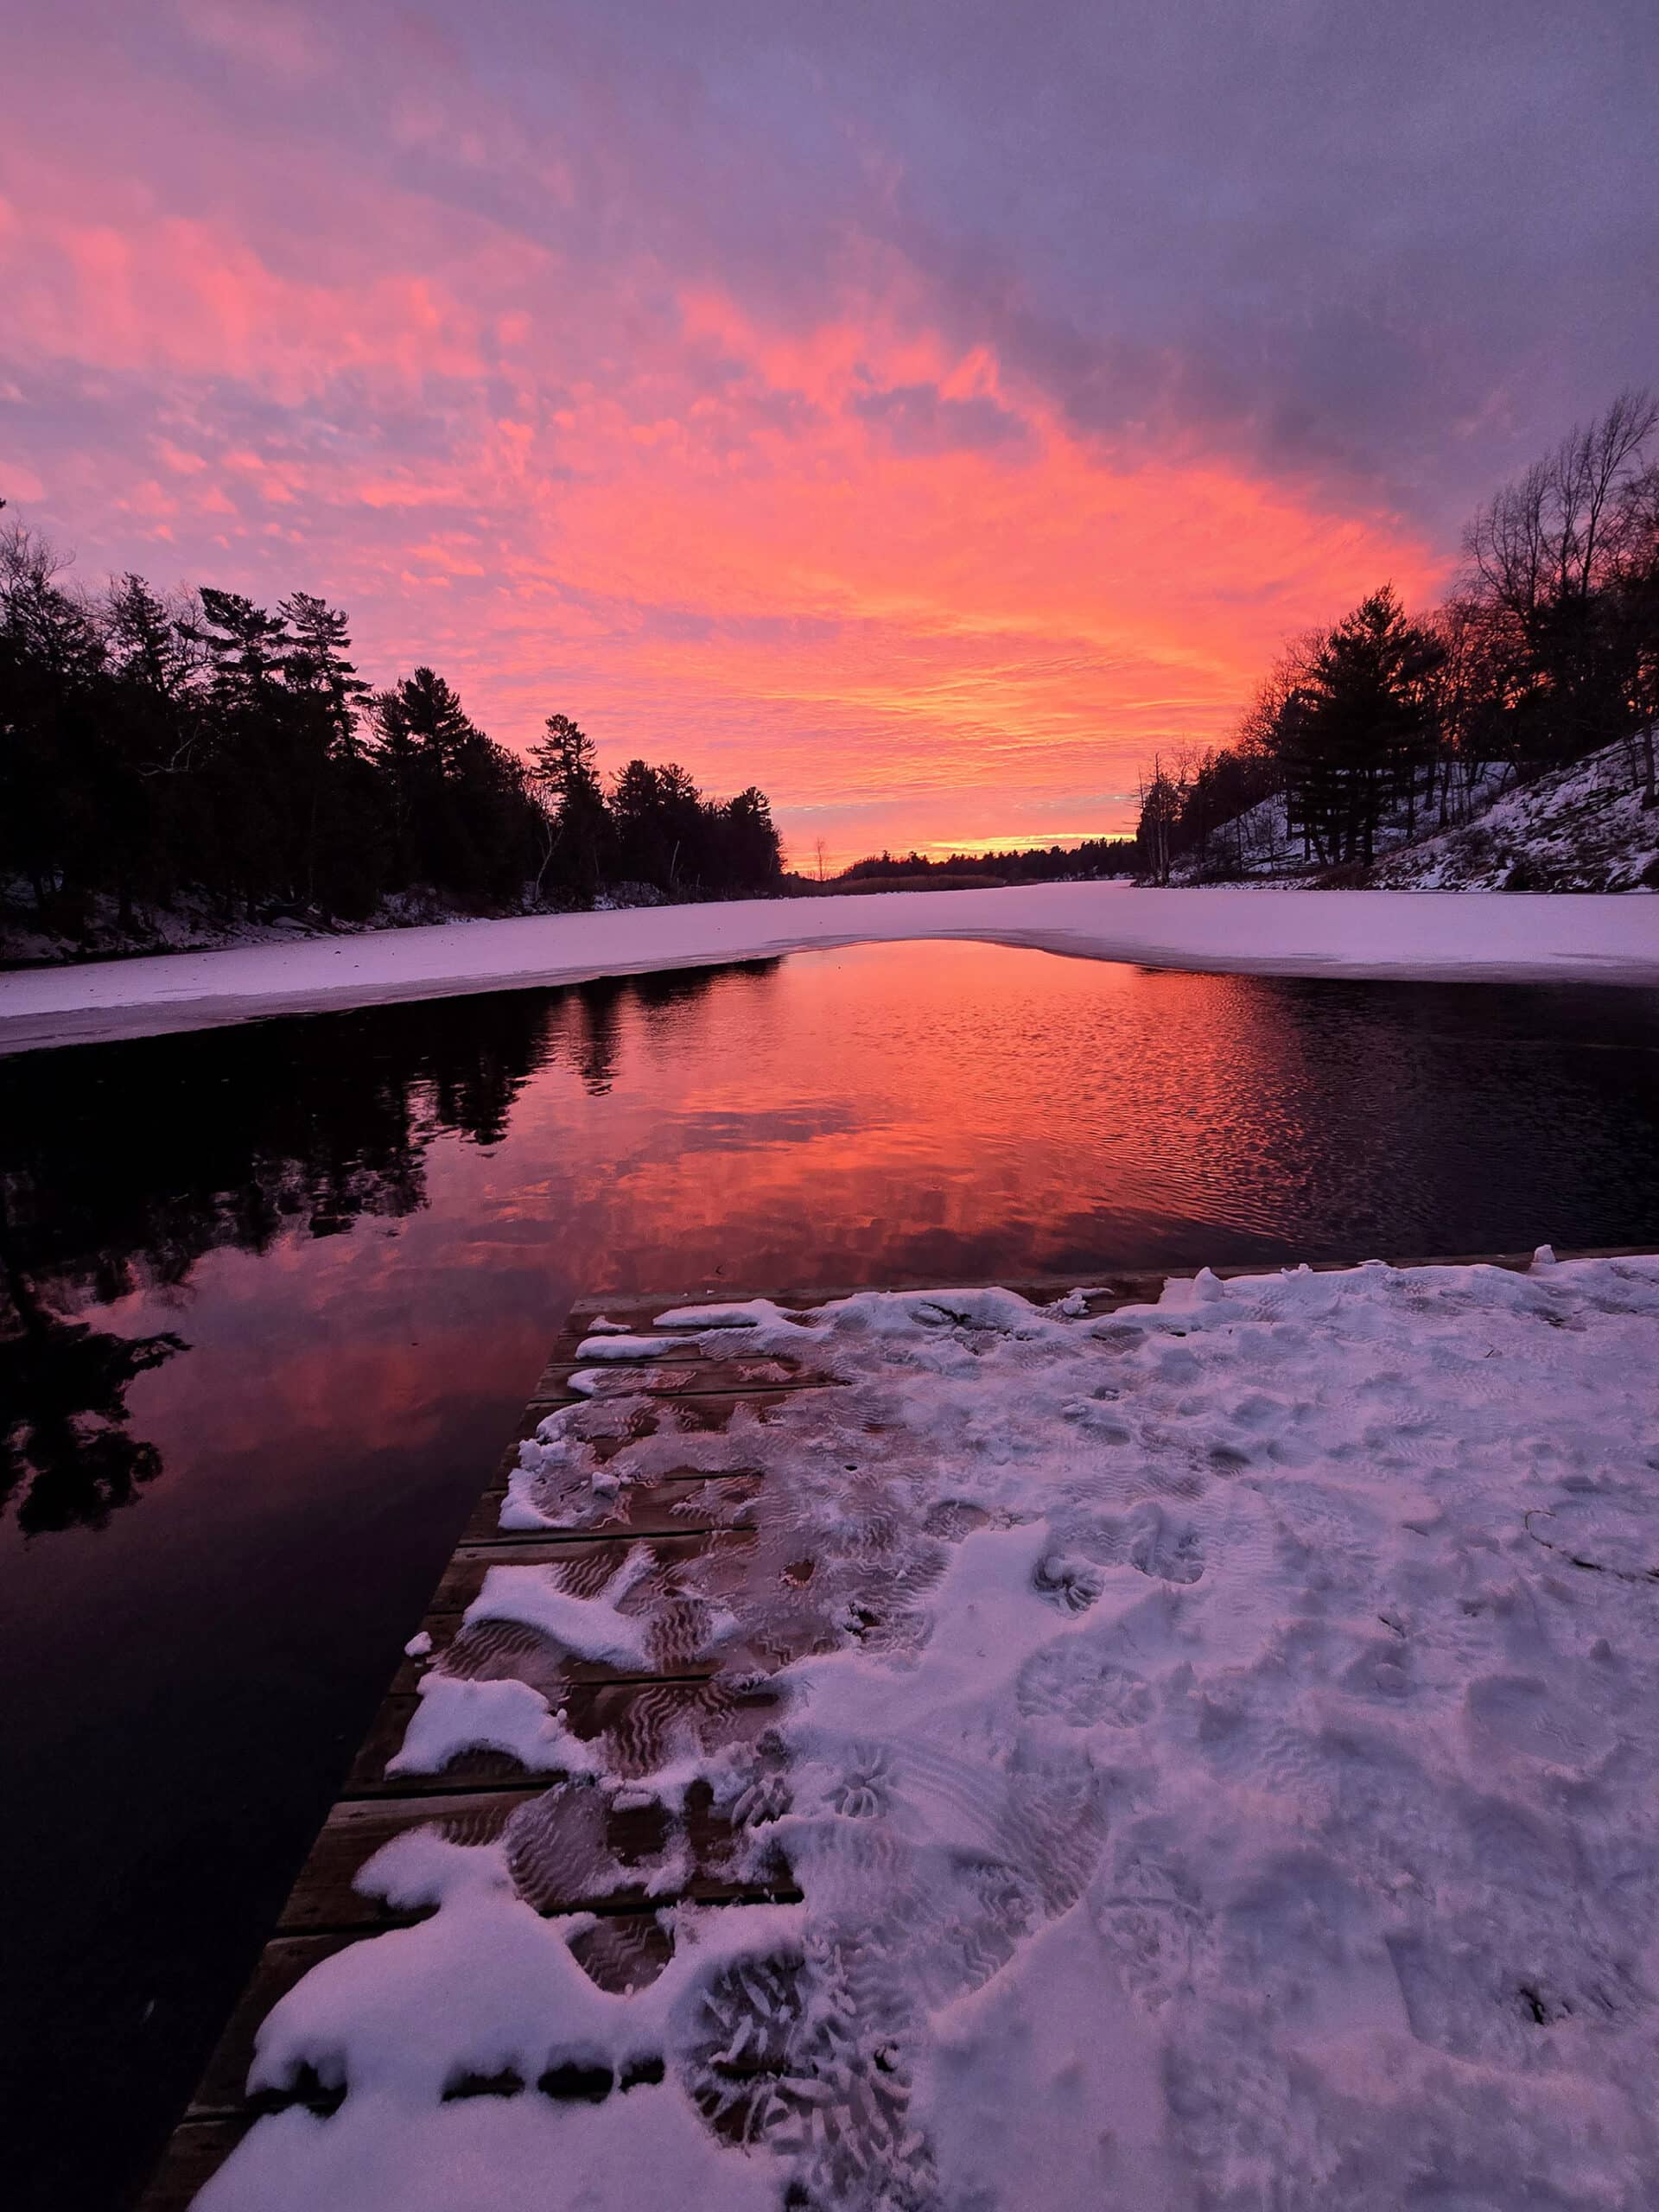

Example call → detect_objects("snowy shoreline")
3 881 1657 1054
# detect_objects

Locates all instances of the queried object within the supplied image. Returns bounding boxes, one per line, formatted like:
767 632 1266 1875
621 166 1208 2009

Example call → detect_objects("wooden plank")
346 1672 784 1796
488 1391 786 1484
136 2119 256 2212
458 1467 764 1547
157 1891 791 2205
472 1411 747 1499
532 1358 839 1402
385 1624 709 1698
278 1782 794 1936
278 1791 543 1932
421 1526 756 1618
188 1935 359 2116
523 1385 809 1433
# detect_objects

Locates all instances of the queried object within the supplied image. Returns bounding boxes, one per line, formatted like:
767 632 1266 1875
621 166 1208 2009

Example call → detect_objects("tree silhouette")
0 1263 185 1538
1277 588 1445 866
529 713 611 898
1135 391 1659 879
1 512 785 950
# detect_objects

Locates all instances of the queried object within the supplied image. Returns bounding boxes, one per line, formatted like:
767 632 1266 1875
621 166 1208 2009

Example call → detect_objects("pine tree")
104 575 198 703
187 588 290 700
1277 588 1444 866
280 592 372 756
376 666 477 770
529 713 609 899
721 786 782 887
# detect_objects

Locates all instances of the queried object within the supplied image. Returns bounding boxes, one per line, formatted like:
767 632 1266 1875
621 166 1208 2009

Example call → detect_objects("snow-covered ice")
200 1255 1659 2211
4 882 1657 1053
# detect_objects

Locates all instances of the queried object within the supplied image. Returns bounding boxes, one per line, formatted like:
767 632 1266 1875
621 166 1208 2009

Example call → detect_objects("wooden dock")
136 1244 1656 2209
138 1280 882 2208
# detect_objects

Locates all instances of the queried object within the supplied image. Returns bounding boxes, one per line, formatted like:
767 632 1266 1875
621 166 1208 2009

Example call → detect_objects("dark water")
3 939 1659 2209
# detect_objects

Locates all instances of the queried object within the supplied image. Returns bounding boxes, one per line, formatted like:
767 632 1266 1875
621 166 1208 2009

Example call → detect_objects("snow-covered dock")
146 1249 1659 2211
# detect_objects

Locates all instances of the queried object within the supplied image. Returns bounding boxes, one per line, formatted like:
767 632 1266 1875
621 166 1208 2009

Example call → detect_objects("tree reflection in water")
0 963 773 1535
0 1268 186 1535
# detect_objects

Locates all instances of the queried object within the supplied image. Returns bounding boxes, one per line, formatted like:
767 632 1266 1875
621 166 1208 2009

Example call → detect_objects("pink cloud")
173 0 325 86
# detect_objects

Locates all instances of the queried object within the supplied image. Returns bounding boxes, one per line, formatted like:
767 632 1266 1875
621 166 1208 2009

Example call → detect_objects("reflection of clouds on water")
672 1102 876 1154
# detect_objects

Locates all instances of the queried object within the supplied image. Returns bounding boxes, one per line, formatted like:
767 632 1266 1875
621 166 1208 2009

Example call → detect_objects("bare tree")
1136 754 1182 885
1461 390 1658 775
1465 388 1656 620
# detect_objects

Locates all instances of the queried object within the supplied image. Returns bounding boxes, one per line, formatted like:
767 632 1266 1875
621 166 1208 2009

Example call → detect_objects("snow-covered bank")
1163 739 1659 893
4 882 1658 1054
202 1255 1659 2212
1370 741 1659 892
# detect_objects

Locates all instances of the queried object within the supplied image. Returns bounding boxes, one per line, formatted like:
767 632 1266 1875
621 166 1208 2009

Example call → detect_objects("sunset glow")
5 1 1650 863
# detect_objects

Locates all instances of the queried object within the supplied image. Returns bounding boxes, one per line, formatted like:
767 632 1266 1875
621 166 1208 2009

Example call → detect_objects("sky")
3 1 1656 866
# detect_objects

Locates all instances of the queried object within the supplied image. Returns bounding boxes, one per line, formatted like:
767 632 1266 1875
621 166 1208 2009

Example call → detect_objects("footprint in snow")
1124 1500 1205 1584
1016 1638 1155 1727
1464 1672 1612 1769
1032 1552 1105 1612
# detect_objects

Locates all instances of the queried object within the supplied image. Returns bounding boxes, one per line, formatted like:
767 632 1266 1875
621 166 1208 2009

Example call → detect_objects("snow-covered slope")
1167 740 1658 893
1370 744 1659 892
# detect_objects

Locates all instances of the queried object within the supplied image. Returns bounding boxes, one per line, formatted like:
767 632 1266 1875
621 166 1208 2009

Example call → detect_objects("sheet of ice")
207 1256 1659 2211
5 881 1656 1053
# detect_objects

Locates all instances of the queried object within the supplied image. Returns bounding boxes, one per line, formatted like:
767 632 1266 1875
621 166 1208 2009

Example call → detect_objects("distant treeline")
1138 391 1659 880
826 840 1137 888
0 507 782 943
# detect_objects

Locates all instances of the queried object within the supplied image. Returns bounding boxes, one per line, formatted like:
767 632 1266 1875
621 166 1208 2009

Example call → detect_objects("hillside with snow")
1368 743 1659 892
1168 739 1659 893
